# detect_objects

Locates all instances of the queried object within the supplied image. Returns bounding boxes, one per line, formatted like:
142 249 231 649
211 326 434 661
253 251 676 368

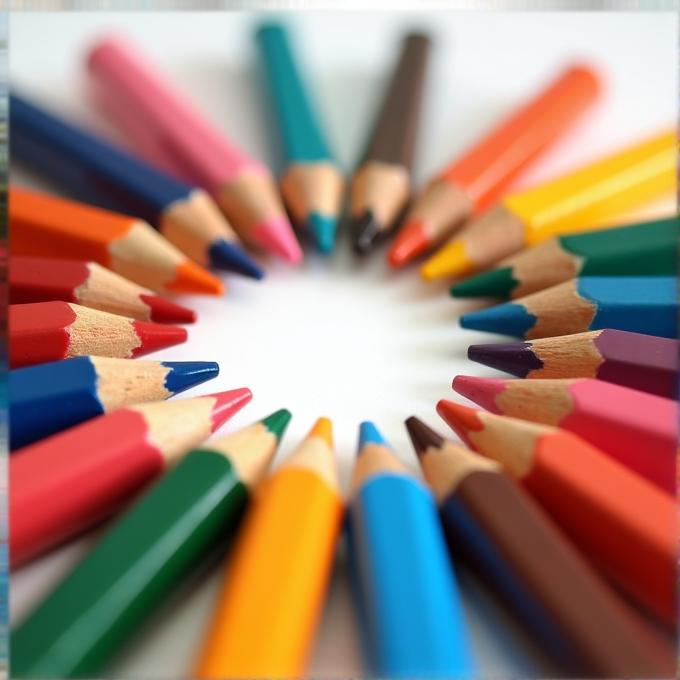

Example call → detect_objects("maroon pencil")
404 415 674 678
467 329 679 399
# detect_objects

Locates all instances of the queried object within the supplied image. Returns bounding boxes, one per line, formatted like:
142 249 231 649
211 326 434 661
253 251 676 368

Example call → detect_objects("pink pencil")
87 36 302 265
453 375 676 494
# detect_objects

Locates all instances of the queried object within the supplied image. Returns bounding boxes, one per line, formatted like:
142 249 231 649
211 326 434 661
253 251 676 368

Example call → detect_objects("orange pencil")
437 400 676 627
389 66 600 266
195 418 343 679
9 187 224 296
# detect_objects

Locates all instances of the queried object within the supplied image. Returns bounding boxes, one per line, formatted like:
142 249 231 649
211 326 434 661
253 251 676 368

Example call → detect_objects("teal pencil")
256 23 344 253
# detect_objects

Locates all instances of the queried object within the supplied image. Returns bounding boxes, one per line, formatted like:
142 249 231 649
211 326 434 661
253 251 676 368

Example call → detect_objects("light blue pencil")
347 421 477 678
256 23 344 253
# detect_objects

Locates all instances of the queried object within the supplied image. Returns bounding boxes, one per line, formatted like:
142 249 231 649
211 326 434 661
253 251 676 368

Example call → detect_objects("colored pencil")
436 400 676 626
421 130 677 280
10 94 264 279
347 421 476 678
453 375 676 494
459 276 677 340
10 255 197 323
10 356 219 450
10 187 224 295
11 409 290 679
467 329 679 399
450 216 679 299
87 36 301 265
195 417 344 679
405 416 672 677
9 301 188 369
389 65 600 267
350 34 430 253
10 387 252 567
256 24 344 254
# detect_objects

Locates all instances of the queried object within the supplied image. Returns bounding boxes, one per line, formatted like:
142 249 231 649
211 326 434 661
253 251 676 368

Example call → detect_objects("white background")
9 11 677 678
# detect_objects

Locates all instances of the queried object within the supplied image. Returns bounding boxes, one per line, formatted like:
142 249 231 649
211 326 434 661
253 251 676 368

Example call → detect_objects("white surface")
9 11 677 678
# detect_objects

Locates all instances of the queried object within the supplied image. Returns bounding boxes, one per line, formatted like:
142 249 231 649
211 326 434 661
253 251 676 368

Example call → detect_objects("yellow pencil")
421 130 676 281
194 417 344 679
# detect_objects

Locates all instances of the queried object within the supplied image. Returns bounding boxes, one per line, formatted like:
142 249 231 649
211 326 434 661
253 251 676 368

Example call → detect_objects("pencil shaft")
11 451 248 678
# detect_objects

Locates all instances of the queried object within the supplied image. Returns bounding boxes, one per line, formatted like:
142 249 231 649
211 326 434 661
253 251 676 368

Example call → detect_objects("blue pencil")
10 93 263 279
256 24 344 253
347 421 477 679
460 276 678 340
10 356 219 450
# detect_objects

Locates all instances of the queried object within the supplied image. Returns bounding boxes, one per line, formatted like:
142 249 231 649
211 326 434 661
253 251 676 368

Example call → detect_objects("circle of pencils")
467 329 680 399
11 409 290 679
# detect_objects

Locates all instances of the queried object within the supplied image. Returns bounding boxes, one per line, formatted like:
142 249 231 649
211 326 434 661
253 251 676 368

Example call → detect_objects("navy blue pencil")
10 356 219 450
10 93 263 280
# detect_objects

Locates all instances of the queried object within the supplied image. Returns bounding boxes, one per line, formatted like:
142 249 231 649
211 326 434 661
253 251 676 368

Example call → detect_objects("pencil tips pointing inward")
261 408 293 441
162 361 220 395
208 240 265 280
352 212 383 254
208 388 253 431
467 342 542 378
358 421 389 451
404 416 444 457
450 267 517 299
309 417 333 447
308 213 337 254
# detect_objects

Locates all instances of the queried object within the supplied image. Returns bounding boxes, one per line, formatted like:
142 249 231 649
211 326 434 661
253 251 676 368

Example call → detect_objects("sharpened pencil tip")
358 421 389 452
251 215 303 264
162 361 220 395
309 417 333 447
130 320 188 357
208 240 265 280
404 416 445 457
436 399 484 443
352 212 383 254
467 342 541 378
388 220 430 267
208 388 253 431
452 375 505 414
139 294 197 324
460 302 536 338
421 240 473 282
261 409 293 442
450 267 517 299
307 213 337 254
171 260 225 296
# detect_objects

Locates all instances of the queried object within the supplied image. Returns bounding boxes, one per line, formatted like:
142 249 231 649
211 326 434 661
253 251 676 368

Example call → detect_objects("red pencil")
9 301 188 368
437 400 676 627
10 388 252 566
10 256 197 324
452 375 677 494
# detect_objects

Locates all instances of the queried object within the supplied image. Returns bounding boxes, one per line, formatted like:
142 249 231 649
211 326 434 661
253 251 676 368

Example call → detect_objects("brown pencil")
350 33 430 253
405 415 674 677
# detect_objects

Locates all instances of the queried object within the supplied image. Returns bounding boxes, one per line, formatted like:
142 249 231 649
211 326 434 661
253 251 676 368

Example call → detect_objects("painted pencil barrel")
349 475 476 678
11 450 248 678
256 24 331 163
195 466 343 678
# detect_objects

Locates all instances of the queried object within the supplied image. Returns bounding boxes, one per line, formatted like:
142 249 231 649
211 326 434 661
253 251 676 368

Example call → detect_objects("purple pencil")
467 329 679 399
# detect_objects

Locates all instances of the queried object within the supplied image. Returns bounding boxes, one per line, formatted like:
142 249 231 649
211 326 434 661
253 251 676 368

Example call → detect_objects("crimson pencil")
453 375 676 494
10 256 196 324
9 301 188 368
437 400 677 626
10 387 252 567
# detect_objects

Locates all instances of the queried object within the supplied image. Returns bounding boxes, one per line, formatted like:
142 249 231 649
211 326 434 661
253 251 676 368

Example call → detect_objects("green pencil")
256 23 344 254
11 410 292 679
450 216 679 299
